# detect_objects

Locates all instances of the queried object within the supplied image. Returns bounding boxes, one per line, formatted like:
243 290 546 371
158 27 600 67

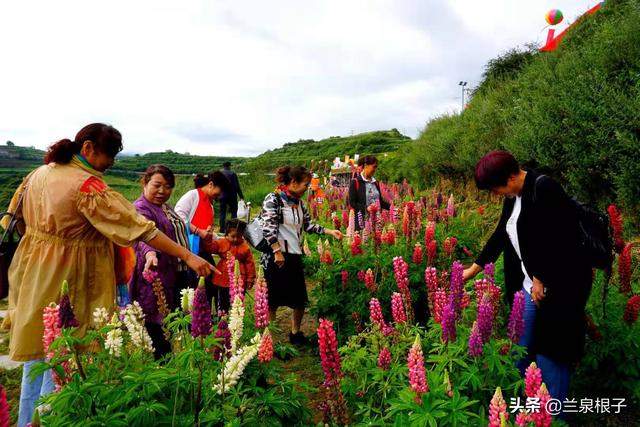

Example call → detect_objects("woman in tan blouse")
1 123 214 427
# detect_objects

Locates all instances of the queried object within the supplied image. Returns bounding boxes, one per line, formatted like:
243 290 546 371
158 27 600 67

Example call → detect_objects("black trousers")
219 197 238 233
146 322 172 360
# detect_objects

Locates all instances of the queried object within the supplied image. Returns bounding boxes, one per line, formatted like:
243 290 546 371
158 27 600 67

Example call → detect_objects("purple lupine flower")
191 277 212 338
477 293 495 343
484 263 495 283
58 280 79 329
449 261 465 318
468 321 483 357
507 290 525 344
441 299 457 343
357 211 365 230
212 318 231 360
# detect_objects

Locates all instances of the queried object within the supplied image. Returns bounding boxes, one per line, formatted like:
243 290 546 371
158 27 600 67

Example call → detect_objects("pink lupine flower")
407 335 428 397
424 267 438 312
378 347 391 370
58 280 79 329
433 288 447 324
258 329 274 363
347 209 356 238
364 268 376 292
342 209 349 230
462 246 474 258
515 411 531 426
607 204 625 253
227 253 237 293
318 318 342 387
393 256 413 321
412 243 423 264
391 292 407 324
446 194 455 217
382 324 396 336
525 362 542 398
441 300 457 343
389 203 397 224
191 278 212 338
623 295 640 325
351 232 363 256
533 383 552 427
0 384 9 427
43 303 61 360
618 243 633 294
369 298 387 330
488 387 509 427
468 321 483 357
253 273 269 329
142 268 158 284
508 291 525 343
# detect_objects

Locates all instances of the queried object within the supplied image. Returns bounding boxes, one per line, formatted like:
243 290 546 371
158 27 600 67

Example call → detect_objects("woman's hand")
274 251 285 268
326 229 343 240
463 263 483 282
531 277 546 305
185 252 219 276
144 251 158 275
196 226 210 240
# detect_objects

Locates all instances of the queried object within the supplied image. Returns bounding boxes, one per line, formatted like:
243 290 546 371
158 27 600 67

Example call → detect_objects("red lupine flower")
412 243 423 264
623 295 640 325
341 270 349 290
402 201 416 238
424 221 436 245
443 236 458 258
462 246 474 258
427 240 437 265
364 268 376 292
321 249 334 265
391 292 407 324
477 205 485 215
369 298 387 330
433 288 447 324
357 270 366 282
318 318 342 387
351 232 363 256
377 347 391 370
488 387 509 427
393 256 413 321
258 329 274 363
525 362 542 398
618 243 633 294
332 213 342 231
607 204 625 253
342 209 349 230
407 335 428 398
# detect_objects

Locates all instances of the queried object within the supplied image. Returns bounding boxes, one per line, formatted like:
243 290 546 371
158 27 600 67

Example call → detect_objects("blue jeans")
18 359 54 427
517 290 571 402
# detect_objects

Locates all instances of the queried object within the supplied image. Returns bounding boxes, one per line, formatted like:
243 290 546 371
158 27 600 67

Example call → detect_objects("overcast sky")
0 0 595 156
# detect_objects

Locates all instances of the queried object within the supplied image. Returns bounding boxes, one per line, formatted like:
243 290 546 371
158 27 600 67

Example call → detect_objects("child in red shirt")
203 218 256 313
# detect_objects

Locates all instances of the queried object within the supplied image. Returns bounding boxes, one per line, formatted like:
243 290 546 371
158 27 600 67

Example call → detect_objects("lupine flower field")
1 177 639 426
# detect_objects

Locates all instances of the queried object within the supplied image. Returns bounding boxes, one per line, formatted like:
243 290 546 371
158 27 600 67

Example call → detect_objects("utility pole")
458 81 468 111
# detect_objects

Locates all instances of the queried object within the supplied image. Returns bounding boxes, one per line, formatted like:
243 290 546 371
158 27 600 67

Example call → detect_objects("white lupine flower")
122 302 154 353
105 327 123 356
212 332 261 394
228 296 245 353
92 307 109 327
180 288 195 313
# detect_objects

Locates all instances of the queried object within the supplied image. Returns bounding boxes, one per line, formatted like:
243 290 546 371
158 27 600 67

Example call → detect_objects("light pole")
458 81 468 111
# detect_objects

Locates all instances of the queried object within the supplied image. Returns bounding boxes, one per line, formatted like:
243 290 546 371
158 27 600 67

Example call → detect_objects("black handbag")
0 187 26 299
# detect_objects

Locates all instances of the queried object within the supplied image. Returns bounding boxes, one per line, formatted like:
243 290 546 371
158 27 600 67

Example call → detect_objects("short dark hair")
225 218 247 235
474 150 520 190
193 171 231 192
275 165 311 185
222 161 231 168
141 164 175 188
358 155 378 167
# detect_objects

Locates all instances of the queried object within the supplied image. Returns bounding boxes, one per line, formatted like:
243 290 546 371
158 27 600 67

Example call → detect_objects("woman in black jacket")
463 150 592 402
348 155 390 230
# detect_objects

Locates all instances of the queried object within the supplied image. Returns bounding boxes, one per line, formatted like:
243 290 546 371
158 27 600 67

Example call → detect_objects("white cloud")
0 0 596 155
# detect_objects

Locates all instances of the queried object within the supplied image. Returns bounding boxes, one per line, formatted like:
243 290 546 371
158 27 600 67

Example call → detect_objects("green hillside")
113 152 247 174
403 0 640 217
242 129 412 171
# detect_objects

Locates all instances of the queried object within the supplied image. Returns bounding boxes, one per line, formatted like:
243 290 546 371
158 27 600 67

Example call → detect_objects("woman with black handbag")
259 166 342 345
